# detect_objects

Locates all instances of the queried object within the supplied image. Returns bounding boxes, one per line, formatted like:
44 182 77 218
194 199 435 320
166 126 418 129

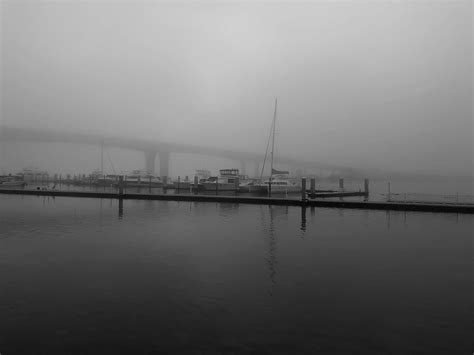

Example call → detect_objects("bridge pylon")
158 150 170 178
144 151 157 175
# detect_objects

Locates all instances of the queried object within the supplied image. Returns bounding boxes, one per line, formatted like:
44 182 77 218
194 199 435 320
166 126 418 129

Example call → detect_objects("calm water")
0 195 472 354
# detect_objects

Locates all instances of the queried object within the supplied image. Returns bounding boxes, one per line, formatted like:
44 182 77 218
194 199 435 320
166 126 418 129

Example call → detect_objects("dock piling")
364 179 369 195
118 176 124 196
310 177 316 196
193 176 198 193
301 177 307 201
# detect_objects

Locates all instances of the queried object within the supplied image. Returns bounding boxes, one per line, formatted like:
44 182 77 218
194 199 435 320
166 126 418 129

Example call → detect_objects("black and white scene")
0 0 472 354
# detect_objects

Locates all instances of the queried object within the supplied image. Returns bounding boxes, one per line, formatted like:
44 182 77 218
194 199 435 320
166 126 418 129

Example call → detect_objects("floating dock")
0 188 473 214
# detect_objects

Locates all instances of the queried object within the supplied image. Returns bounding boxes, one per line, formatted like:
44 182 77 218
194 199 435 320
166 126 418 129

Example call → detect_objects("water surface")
0 195 472 354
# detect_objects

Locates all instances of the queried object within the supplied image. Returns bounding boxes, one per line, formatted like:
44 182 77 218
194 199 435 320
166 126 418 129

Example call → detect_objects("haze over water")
1 0 472 180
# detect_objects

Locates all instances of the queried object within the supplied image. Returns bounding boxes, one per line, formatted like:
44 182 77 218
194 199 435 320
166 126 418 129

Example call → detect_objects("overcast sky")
0 0 472 177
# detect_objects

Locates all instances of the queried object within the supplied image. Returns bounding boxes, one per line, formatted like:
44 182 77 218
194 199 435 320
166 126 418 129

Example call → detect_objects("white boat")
238 179 264 193
96 174 119 186
0 175 27 187
202 169 240 191
195 169 211 183
260 174 301 194
125 170 162 187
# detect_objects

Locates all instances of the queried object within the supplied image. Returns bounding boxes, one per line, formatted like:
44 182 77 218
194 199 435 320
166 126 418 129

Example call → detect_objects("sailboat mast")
270 98 277 179
100 140 104 176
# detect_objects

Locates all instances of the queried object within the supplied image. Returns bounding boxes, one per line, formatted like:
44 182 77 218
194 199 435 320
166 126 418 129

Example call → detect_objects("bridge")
0 125 354 178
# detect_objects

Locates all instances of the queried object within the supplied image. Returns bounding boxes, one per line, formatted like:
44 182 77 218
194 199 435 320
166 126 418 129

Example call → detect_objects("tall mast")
100 140 104 175
270 97 277 180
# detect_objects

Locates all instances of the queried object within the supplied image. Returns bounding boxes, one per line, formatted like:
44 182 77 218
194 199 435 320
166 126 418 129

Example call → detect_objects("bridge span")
0 125 354 177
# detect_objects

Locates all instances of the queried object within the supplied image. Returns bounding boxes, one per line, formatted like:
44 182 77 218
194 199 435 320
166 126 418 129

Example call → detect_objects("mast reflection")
118 198 123 220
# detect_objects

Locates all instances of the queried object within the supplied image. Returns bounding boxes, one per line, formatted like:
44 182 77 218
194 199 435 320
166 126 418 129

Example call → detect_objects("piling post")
177 176 180 194
310 177 316 197
364 178 369 195
388 182 391 201
118 176 124 196
162 176 167 187
301 177 307 202
215 177 218 195
193 175 198 194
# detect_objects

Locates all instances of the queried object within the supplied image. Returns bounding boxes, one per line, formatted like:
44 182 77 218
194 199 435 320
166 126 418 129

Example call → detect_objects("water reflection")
300 206 307 234
260 205 279 295
118 198 123 220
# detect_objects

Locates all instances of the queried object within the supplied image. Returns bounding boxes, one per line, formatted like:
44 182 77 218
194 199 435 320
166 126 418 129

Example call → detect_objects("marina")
0 2 471 353
1 185 472 214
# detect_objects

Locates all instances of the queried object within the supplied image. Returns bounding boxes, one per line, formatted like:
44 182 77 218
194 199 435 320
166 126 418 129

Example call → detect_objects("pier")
0 188 472 214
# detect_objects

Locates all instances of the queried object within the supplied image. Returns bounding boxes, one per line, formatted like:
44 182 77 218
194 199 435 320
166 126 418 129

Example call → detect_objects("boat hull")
202 182 238 191
0 181 27 187
264 185 301 194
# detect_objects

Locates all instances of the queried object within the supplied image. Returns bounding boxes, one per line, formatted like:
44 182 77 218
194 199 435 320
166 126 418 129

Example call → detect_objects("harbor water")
0 195 472 354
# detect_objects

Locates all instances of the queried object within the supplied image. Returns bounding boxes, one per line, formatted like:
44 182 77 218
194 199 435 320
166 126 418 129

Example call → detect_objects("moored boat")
260 174 301 194
202 169 240 191
124 170 162 187
0 175 27 187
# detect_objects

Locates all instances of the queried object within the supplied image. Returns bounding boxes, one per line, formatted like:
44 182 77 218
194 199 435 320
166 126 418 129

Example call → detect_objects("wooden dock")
0 188 473 214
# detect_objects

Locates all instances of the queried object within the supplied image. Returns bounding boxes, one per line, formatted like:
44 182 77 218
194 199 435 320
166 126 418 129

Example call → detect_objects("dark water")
0 195 472 354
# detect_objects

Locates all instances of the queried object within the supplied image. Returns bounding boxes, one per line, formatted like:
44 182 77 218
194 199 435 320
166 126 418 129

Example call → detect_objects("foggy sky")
0 0 472 177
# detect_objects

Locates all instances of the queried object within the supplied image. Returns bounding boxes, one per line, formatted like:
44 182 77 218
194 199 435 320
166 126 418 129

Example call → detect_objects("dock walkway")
1 188 473 214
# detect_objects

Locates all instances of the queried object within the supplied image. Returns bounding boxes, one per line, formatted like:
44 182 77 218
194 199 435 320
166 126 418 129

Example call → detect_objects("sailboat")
256 98 301 195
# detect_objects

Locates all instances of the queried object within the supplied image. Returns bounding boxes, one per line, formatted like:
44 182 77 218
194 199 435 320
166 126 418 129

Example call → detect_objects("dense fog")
0 0 472 178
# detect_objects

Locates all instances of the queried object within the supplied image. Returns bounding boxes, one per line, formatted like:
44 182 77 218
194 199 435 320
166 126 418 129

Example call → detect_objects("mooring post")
388 182 391 201
215 178 218 195
339 178 344 191
149 176 152 192
364 178 369 195
235 176 240 193
177 176 180 194
118 175 124 196
301 177 307 201
310 177 316 197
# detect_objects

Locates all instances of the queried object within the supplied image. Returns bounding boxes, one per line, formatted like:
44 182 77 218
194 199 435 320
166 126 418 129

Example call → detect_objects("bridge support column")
158 150 170 178
144 151 157 175
240 160 247 176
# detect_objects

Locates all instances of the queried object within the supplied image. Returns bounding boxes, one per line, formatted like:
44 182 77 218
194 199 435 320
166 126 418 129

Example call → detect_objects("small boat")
201 169 240 191
238 179 262 193
124 170 162 187
260 174 301 194
96 174 119 186
0 175 27 187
